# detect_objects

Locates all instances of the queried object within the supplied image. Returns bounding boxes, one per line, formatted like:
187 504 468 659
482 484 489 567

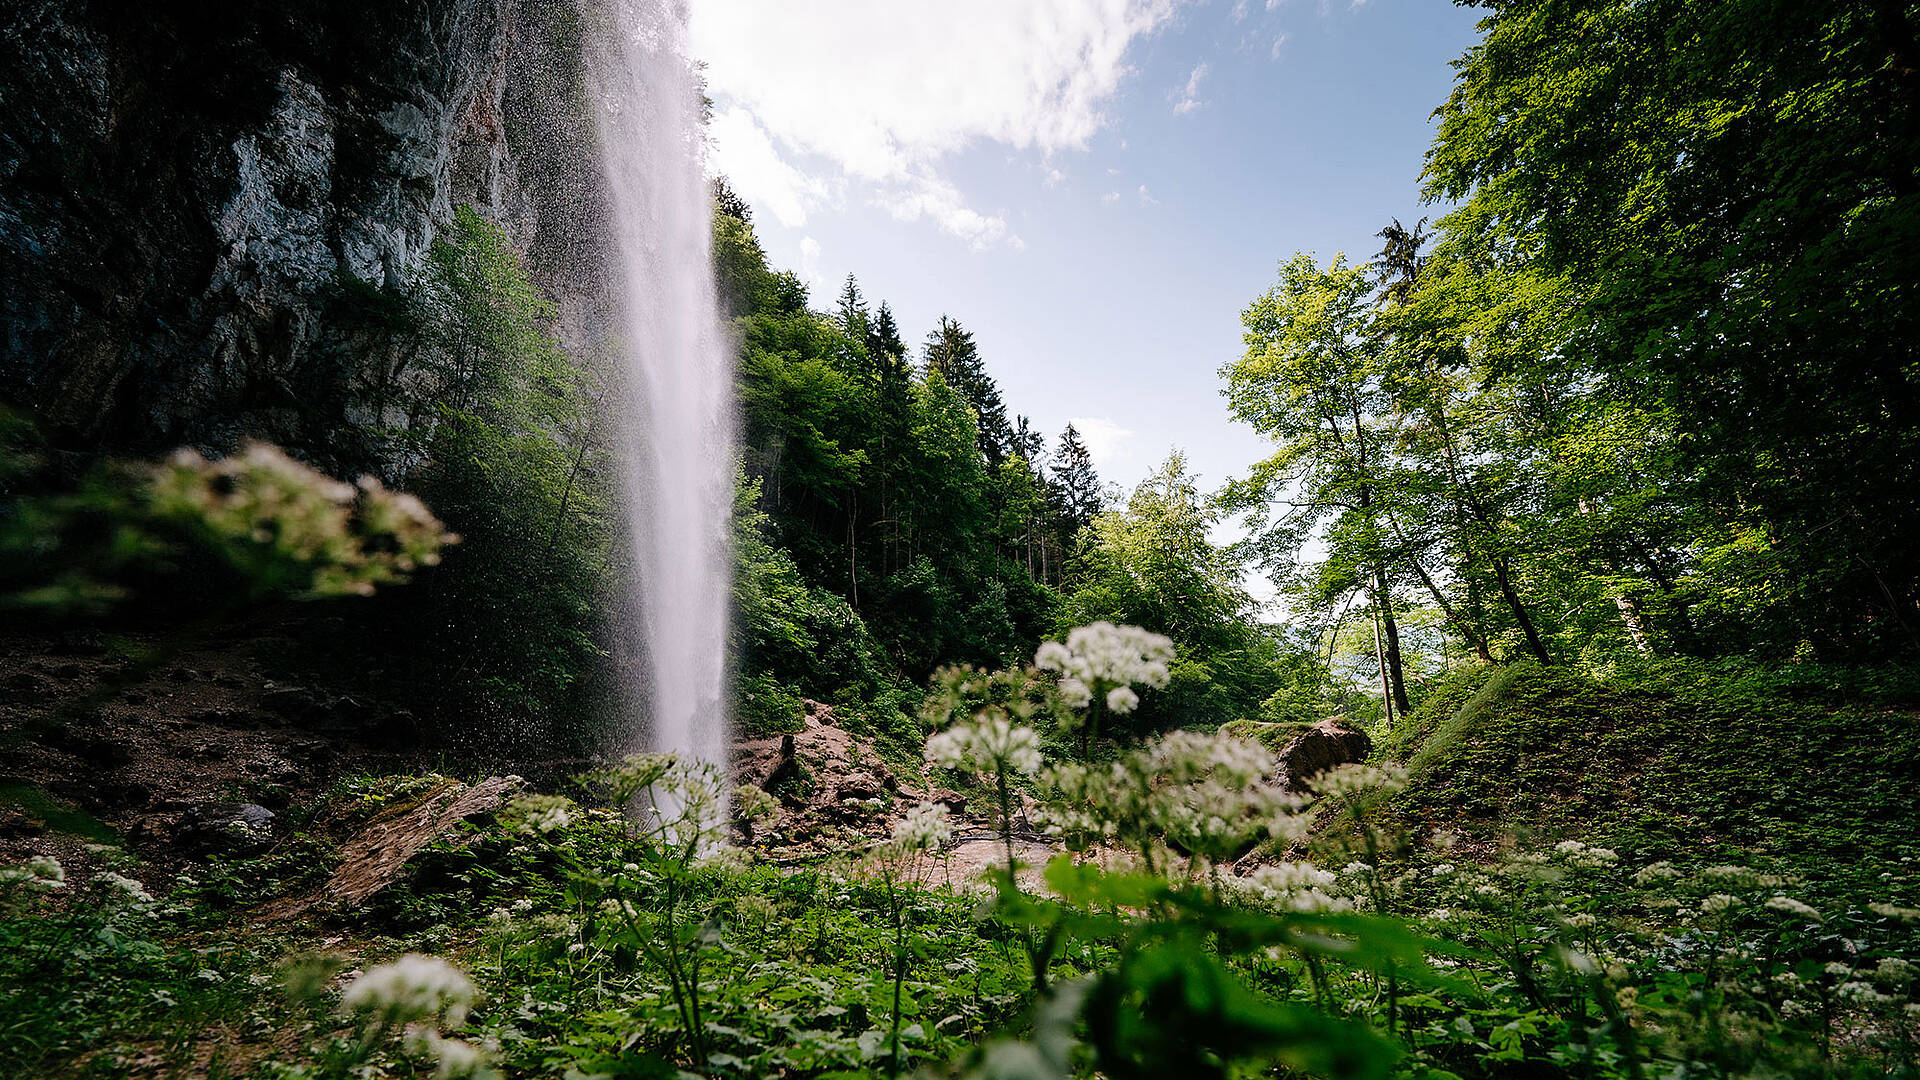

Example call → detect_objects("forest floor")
5 650 1919 1079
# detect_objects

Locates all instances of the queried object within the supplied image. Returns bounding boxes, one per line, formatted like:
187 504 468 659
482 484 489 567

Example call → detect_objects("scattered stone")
43 723 133 767
246 754 301 783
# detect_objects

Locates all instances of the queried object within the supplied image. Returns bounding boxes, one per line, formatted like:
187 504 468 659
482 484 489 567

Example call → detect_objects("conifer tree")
1051 424 1103 535
924 316 1013 464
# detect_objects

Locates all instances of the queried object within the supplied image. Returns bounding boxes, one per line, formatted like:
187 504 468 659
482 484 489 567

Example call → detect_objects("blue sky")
691 0 1482 507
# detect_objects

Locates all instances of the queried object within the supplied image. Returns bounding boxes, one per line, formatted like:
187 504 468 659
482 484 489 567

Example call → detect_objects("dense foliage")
6 1 1920 1078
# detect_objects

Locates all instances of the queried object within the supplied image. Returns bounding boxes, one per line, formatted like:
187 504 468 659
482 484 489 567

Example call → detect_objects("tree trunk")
1370 605 1395 728
1492 555 1552 664
1374 566 1413 715
1409 557 1493 662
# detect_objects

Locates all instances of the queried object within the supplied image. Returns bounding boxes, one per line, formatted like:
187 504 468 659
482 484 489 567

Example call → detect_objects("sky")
689 0 1483 514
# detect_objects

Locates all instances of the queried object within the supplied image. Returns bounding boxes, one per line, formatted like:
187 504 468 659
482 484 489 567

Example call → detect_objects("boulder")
1276 718 1373 790
178 801 277 854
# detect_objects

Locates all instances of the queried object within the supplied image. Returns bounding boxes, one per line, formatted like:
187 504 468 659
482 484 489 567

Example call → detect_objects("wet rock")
0 0 611 469
178 801 277 853
835 772 888 803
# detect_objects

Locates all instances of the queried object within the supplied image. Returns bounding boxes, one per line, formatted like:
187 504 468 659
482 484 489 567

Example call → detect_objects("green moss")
1383 661 1920 889
1217 718 1314 754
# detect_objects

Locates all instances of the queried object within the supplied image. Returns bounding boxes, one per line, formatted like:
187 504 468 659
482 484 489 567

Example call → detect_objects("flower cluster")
888 802 955 854
98 871 155 904
1034 621 1174 717
1235 860 1353 913
589 753 731 852
0 855 66 891
926 715 1043 777
504 794 574 836
339 954 476 1030
1037 731 1305 865
403 1028 498 1080
151 442 457 599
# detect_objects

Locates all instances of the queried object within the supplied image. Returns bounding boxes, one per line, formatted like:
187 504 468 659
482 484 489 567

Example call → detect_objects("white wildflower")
509 795 573 836
0 856 66 890
339 954 475 1028
1563 912 1599 929
404 1028 497 1079
1869 902 1920 922
1701 894 1738 913
1837 981 1891 1004
1034 622 1175 691
1314 762 1410 798
1826 961 1856 977
1056 678 1092 709
1763 895 1823 922
1105 686 1140 714
1632 861 1680 885
1876 957 1915 983
1700 865 1759 887
98 872 154 903
926 716 1043 776
889 802 953 853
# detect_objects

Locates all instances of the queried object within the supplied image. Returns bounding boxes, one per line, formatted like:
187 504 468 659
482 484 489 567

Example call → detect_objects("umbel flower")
1037 730 1305 866
1035 622 1175 718
888 801 955 854
340 953 476 1029
0 855 66 890
926 715 1043 777
151 442 457 598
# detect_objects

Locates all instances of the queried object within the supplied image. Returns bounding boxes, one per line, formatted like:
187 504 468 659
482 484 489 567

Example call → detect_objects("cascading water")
590 0 733 784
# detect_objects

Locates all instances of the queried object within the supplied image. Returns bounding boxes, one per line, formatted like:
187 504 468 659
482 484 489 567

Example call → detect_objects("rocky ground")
2 627 1374 910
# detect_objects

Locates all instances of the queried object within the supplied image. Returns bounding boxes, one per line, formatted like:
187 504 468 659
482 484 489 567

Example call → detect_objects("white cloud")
1068 416 1136 468
691 0 1184 248
798 236 826 291
872 172 1019 251
707 108 838 228
1137 184 1157 206
1270 32 1289 58
1044 166 1068 187
1101 191 1122 206
1172 61 1209 115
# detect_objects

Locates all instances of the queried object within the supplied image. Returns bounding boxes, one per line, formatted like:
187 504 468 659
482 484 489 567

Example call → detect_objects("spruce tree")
924 316 1013 464
1051 423 1103 533
867 302 906 366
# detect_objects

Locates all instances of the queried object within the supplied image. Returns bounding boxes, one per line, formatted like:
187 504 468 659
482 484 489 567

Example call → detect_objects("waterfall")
591 0 733 782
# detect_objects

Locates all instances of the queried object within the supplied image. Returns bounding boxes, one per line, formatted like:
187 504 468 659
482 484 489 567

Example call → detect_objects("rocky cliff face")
0 0 609 472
